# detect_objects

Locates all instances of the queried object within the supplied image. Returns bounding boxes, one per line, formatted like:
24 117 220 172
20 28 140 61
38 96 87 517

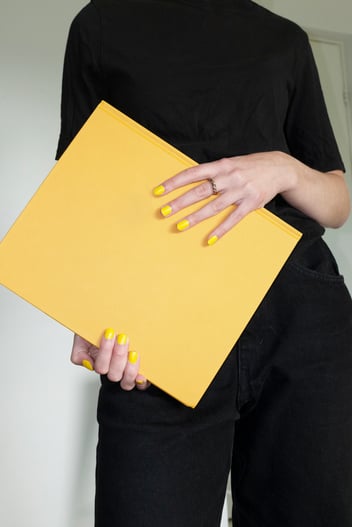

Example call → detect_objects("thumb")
71 334 97 371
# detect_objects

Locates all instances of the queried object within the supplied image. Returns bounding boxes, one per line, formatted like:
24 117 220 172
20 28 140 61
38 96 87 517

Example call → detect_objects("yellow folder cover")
0 101 301 407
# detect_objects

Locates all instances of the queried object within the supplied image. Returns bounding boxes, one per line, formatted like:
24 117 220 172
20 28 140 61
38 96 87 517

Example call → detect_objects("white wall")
0 2 351 527
270 0 352 34
0 2 98 527
257 0 352 33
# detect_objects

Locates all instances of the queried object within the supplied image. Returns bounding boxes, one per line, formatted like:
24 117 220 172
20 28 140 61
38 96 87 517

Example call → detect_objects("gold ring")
208 178 218 195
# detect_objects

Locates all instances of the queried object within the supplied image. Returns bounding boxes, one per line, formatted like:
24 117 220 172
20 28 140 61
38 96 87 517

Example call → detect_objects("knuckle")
247 185 265 208
233 170 245 186
107 370 122 382
115 349 126 359
211 197 225 214
113 346 127 358
95 363 108 375
166 180 176 192
182 167 195 178
172 169 192 188
218 157 232 171
195 182 211 199
120 371 137 390
232 205 251 224
185 165 201 179
88 347 98 361
120 381 135 392
215 225 227 238
234 210 246 223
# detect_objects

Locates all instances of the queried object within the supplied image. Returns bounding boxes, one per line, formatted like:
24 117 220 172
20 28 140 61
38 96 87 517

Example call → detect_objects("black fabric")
95 243 352 526
56 0 344 240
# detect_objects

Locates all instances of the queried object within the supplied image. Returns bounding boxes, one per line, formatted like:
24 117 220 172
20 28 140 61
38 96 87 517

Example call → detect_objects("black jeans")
95 239 352 526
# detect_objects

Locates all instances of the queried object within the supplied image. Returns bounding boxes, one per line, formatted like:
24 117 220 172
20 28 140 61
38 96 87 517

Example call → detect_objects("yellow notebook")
0 101 301 407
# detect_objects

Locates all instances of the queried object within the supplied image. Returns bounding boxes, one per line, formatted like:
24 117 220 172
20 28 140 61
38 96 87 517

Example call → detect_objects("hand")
71 330 150 391
154 151 296 243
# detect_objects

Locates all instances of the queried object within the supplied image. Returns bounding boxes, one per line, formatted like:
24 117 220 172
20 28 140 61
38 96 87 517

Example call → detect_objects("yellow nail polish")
104 328 115 340
82 359 94 371
136 378 146 385
208 235 218 246
153 185 165 196
128 351 138 364
161 205 172 217
177 219 190 231
117 333 128 345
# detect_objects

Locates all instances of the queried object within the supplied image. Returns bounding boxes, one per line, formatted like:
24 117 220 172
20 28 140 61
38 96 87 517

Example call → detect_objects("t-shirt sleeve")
55 3 103 159
284 31 345 173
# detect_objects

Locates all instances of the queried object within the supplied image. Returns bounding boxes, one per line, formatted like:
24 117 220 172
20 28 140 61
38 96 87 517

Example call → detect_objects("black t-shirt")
56 0 345 239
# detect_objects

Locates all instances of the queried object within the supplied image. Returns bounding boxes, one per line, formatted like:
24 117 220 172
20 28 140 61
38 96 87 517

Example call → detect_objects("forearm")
279 153 350 228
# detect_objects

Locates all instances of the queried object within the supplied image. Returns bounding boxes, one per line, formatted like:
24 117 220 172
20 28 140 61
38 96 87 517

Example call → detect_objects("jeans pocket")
287 238 345 284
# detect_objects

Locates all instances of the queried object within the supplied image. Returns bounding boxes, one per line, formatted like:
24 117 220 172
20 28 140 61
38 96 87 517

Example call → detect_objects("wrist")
274 151 300 195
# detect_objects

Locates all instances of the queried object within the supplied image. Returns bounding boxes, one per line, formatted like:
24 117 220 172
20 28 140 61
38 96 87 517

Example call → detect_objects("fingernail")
136 378 146 385
104 328 115 340
177 219 190 231
153 185 165 196
208 235 218 246
82 360 94 371
128 351 138 364
161 205 172 217
117 333 128 345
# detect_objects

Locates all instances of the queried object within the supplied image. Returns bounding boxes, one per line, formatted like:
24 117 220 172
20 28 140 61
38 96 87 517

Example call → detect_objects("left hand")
71 331 150 391
154 151 296 243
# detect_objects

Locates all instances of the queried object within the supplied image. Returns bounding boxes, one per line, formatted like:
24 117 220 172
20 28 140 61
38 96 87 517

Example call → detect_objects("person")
56 1 352 526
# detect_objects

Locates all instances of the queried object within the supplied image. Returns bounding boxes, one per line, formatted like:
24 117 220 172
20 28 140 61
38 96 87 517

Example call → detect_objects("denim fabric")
95 238 352 527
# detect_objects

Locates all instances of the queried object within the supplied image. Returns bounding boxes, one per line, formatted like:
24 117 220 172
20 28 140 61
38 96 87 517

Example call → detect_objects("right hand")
71 330 150 391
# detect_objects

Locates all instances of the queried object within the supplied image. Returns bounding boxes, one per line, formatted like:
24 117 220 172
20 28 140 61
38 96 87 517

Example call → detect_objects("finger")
119 350 141 391
71 333 97 372
135 376 151 391
206 202 253 245
153 159 227 196
159 179 215 218
94 328 116 374
107 333 129 382
174 193 235 233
